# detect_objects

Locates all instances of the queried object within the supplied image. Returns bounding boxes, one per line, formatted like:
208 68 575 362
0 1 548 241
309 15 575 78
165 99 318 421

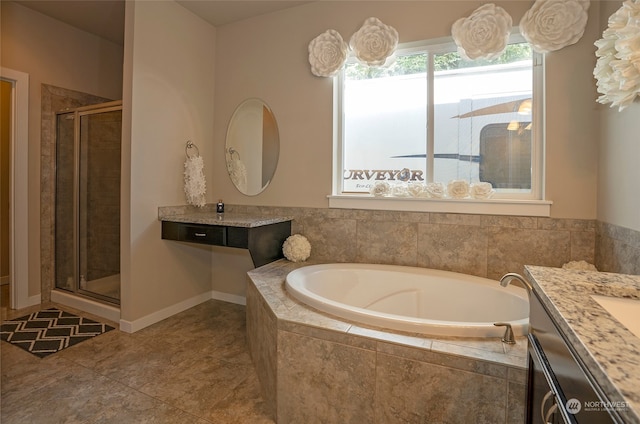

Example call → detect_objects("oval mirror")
225 98 280 196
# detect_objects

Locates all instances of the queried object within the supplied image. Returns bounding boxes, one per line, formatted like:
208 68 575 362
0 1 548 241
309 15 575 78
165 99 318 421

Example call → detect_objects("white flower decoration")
562 260 598 271
593 0 640 111
282 234 312 263
425 182 446 199
184 156 206 207
451 4 512 61
407 182 426 197
470 182 495 199
350 17 399 66
370 181 391 197
520 0 590 54
308 29 349 77
447 180 470 199
391 183 409 197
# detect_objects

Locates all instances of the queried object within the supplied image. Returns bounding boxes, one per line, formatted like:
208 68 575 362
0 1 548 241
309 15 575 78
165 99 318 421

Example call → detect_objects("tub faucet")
499 273 533 294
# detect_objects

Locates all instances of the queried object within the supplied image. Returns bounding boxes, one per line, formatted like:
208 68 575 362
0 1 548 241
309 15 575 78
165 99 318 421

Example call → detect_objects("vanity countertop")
158 205 293 228
524 266 640 423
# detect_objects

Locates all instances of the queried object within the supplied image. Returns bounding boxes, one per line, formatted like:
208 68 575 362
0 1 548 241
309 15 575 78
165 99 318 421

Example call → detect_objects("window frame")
330 33 551 216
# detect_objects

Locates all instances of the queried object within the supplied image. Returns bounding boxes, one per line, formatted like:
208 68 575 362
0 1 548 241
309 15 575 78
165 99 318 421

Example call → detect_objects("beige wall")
212 1 601 220
597 1 640 233
0 1 123 297
121 0 217 323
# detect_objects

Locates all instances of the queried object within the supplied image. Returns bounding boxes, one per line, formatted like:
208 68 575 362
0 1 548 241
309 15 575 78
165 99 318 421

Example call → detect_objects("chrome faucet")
499 272 533 293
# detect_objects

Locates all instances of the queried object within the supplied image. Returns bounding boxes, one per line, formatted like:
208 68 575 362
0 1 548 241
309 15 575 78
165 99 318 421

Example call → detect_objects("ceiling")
13 0 311 45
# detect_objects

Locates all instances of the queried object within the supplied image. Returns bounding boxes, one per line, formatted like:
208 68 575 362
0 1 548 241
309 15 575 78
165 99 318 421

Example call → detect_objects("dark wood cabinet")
161 220 291 267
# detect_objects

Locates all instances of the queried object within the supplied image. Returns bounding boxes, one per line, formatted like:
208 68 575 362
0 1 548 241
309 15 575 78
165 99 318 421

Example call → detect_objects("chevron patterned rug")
0 308 115 358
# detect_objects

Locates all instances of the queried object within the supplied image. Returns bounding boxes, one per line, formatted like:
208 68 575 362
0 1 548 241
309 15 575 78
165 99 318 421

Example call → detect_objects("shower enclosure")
55 101 122 305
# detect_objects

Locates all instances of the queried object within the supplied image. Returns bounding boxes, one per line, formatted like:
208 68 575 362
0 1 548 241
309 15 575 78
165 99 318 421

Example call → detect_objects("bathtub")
285 263 529 338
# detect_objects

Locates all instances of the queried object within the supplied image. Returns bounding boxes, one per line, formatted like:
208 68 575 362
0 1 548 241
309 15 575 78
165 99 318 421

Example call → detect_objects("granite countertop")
524 266 640 423
158 205 293 228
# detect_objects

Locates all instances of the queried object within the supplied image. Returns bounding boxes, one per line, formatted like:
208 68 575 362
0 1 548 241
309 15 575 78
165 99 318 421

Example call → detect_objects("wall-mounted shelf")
159 208 292 267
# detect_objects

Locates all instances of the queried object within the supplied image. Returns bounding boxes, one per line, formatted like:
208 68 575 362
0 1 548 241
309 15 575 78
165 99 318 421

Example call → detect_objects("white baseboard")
211 290 246 306
118 291 247 333
119 291 212 333
51 290 120 323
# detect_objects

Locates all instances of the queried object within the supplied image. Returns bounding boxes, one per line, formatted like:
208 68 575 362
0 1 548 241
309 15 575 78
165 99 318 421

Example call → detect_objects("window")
334 35 545 210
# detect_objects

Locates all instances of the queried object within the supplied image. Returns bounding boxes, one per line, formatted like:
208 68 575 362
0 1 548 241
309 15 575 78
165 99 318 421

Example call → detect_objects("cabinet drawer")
182 225 225 244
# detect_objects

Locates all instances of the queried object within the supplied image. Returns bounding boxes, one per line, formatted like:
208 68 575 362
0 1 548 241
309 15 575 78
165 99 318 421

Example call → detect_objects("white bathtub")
285 263 529 338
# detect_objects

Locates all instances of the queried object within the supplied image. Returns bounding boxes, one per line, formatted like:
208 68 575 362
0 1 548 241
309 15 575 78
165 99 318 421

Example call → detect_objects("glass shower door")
78 108 121 302
54 102 121 305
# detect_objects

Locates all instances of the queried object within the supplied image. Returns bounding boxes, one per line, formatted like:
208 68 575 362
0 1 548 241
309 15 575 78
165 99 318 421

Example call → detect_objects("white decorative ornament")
451 4 512 61
308 29 349 77
407 182 426 198
350 17 399 66
447 180 471 199
282 234 312 263
562 260 598 271
370 181 391 197
593 0 640 111
470 182 495 199
184 155 206 207
391 183 409 197
425 182 446 199
520 0 590 54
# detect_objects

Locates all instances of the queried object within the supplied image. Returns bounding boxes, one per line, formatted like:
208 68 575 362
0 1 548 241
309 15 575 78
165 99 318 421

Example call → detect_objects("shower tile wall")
226 204 597 278
41 84 112 301
82 111 121 281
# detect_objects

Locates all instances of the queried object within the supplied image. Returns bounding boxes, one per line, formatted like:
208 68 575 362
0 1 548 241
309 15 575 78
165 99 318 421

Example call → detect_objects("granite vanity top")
524 266 640 423
158 205 293 228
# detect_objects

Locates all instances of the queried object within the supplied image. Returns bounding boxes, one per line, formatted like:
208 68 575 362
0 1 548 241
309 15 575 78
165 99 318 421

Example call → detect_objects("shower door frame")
55 100 122 305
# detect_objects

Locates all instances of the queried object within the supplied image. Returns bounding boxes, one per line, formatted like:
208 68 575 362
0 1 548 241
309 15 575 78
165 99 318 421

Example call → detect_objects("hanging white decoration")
350 17 399 66
451 4 512 61
593 0 640 111
184 155 206 207
520 0 590 54
308 29 349 77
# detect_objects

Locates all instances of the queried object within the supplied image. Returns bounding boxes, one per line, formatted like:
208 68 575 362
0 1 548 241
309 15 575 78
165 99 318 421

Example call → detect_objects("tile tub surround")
524 266 640 424
247 260 527 423
222 204 598 280
596 221 640 276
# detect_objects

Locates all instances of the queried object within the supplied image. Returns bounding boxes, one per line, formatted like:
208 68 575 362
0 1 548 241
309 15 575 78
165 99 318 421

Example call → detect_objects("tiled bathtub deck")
247 260 528 424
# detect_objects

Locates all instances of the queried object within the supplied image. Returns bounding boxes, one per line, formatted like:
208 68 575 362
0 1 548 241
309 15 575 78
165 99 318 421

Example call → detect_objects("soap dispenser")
216 199 224 214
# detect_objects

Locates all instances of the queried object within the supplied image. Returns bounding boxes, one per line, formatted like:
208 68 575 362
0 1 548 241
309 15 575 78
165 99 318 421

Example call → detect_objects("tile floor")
1 294 274 423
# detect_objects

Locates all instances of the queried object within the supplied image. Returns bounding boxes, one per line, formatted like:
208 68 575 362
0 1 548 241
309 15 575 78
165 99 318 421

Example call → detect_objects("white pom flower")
350 17 399 66
283 234 312 263
391 183 409 197
308 29 349 77
520 0 590 54
593 0 640 111
447 180 470 199
407 182 426 197
562 260 598 271
470 182 495 199
451 4 512 60
370 181 391 197
425 182 446 199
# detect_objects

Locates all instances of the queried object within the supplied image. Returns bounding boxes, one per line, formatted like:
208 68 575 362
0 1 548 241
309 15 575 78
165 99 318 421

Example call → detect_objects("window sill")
327 195 552 217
